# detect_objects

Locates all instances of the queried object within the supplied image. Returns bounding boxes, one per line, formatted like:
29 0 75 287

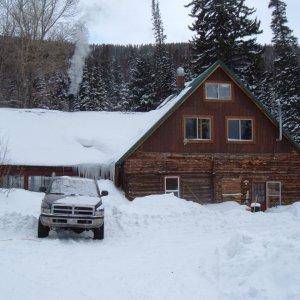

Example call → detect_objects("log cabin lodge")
0 61 299 210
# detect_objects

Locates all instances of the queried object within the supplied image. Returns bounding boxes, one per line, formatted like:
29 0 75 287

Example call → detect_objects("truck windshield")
49 177 99 197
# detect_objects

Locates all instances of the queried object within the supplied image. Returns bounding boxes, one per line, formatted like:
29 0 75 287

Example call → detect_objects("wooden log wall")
121 152 300 205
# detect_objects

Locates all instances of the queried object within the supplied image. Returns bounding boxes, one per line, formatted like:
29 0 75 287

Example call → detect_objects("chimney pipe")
176 67 185 91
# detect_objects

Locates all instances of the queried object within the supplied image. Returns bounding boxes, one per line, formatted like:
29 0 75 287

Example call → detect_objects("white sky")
80 0 300 45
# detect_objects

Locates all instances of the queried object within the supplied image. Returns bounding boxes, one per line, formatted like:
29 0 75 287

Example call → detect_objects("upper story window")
227 118 253 141
205 82 231 100
185 117 212 141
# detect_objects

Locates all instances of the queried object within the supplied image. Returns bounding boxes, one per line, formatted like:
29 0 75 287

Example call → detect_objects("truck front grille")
53 205 73 215
74 207 93 216
52 204 94 216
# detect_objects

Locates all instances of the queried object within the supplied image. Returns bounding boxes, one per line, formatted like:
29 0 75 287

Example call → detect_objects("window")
165 177 180 197
1 175 24 189
266 182 281 207
28 176 52 192
185 117 212 140
227 119 253 141
205 83 231 100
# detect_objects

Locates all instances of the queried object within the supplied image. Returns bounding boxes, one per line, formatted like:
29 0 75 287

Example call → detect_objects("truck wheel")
38 217 49 238
93 223 104 240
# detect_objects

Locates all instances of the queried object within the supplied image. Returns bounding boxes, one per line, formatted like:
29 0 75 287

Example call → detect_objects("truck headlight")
41 208 51 214
95 208 104 217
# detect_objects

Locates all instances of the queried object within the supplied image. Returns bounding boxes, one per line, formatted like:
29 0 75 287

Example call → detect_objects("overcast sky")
80 0 300 45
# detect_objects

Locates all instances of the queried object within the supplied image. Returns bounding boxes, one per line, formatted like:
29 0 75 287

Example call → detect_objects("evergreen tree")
99 45 114 101
111 62 130 111
77 64 108 111
186 0 263 86
33 74 50 109
77 67 93 111
48 71 69 111
128 55 154 111
151 0 175 105
269 0 300 142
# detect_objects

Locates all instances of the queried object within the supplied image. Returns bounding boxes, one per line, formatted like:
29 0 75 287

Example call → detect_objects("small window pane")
185 118 197 139
166 178 179 191
2 175 24 189
219 84 231 100
241 120 252 140
206 83 218 99
228 120 240 140
268 196 280 207
267 182 280 196
199 119 211 140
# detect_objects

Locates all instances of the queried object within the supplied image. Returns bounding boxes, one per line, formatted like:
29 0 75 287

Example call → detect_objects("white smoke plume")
68 24 91 96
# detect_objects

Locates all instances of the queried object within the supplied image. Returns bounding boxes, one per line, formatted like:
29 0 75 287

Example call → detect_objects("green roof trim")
116 60 299 166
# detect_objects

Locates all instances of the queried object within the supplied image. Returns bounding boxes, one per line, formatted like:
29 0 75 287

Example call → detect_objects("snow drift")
0 184 299 300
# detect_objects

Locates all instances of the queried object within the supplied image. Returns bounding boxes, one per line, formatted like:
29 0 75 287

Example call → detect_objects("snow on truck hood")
0 87 191 169
54 195 101 206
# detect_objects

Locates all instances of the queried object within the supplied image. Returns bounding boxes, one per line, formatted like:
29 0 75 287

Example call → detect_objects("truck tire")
38 217 50 238
93 223 104 240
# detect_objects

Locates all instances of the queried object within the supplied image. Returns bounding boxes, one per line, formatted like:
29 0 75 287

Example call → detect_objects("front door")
252 183 266 211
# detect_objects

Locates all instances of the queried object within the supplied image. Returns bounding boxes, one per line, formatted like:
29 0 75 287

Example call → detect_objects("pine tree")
48 71 69 111
186 0 263 86
99 45 114 102
128 54 154 111
76 64 109 111
151 0 175 105
33 74 50 109
269 0 300 142
111 62 130 111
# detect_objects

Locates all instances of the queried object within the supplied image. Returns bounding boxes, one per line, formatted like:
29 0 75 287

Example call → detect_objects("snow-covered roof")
0 87 192 169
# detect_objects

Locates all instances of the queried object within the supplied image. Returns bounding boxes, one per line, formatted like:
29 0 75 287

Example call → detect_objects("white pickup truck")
38 176 108 240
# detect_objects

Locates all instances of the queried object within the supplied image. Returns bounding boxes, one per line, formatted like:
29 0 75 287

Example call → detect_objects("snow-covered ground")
0 182 300 300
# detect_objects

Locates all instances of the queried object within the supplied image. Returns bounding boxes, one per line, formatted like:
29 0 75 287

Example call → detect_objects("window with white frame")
185 117 211 140
205 83 231 100
165 177 180 197
227 119 253 141
266 181 281 207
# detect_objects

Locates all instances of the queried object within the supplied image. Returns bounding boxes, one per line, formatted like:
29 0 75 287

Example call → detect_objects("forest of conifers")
0 38 291 111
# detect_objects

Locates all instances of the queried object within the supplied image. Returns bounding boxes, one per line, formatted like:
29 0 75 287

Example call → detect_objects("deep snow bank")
0 185 300 300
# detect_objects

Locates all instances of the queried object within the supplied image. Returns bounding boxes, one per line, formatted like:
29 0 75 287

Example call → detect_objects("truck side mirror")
39 186 47 193
101 190 108 197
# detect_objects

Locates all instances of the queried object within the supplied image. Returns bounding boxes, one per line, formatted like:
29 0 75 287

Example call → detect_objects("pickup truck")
38 176 108 240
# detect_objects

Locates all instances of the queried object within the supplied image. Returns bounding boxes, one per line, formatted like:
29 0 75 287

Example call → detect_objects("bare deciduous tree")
0 0 78 107
0 0 78 40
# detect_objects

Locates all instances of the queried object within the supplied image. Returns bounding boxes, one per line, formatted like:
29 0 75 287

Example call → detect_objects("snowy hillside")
0 185 299 300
